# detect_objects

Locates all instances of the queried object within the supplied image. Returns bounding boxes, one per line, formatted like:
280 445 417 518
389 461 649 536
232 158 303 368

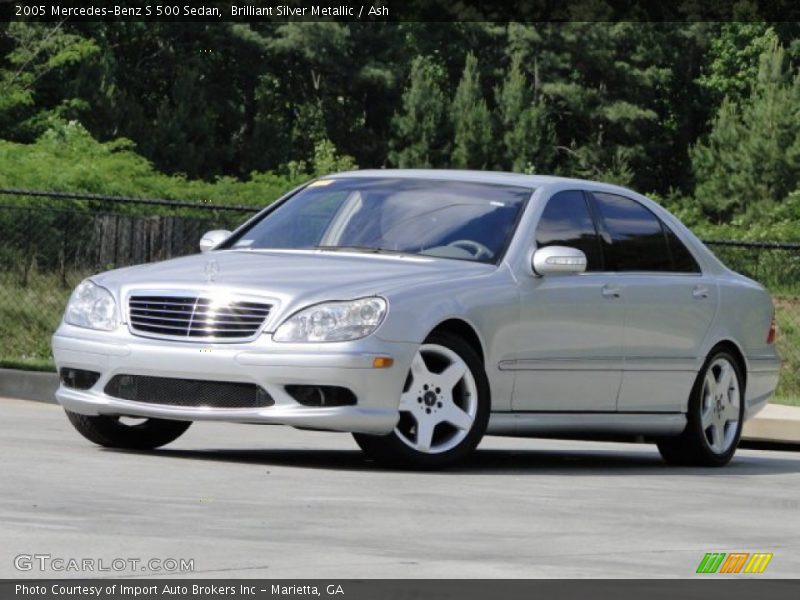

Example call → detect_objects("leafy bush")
0 121 321 209
660 190 800 242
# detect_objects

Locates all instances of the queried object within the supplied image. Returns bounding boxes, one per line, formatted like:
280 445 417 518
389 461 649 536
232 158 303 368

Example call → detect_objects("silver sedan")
52 170 780 467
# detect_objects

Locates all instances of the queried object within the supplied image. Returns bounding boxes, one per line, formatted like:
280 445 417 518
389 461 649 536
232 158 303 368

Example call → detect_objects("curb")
742 404 800 445
1 367 798 447
0 368 59 404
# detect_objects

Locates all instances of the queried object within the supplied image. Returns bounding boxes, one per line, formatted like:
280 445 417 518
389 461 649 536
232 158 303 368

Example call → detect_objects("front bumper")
52 324 417 434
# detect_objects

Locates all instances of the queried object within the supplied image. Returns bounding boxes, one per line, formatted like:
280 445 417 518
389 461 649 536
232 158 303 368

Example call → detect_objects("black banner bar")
5 580 800 600
3 0 800 23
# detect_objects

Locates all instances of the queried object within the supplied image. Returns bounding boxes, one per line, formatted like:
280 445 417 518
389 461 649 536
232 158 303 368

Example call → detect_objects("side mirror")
532 246 587 276
199 230 231 253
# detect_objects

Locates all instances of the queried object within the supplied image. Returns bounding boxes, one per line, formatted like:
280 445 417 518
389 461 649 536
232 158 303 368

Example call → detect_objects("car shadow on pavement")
109 445 800 476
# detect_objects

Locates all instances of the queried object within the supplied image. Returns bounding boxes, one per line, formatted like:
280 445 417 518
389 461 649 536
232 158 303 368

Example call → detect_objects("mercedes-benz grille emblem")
204 259 219 283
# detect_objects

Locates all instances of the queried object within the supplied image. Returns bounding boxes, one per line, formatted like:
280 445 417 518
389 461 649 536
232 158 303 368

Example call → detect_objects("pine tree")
451 53 493 169
495 54 555 173
388 55 450 168
692 41 800 220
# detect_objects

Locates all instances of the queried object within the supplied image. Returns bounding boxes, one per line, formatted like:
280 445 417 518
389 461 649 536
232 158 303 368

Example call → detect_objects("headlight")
273 297 387 342
64 280 118 331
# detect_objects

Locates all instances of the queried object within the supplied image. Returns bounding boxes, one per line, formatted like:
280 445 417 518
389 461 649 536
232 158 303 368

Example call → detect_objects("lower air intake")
105 375 274 408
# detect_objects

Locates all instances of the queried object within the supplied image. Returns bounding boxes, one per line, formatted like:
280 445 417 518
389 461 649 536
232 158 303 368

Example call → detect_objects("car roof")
328 169 636 195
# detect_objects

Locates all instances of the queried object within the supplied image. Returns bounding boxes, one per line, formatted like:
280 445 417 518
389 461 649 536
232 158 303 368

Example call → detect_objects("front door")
511 190 624 411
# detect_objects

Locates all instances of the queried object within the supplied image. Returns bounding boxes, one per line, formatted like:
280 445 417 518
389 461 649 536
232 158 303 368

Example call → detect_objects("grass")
773 396 800 407
773 295 800 399
2 269 799 406
0 269 88 368
0 358 55 372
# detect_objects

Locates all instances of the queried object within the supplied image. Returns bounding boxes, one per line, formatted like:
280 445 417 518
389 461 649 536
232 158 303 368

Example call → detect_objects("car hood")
93 250 492 323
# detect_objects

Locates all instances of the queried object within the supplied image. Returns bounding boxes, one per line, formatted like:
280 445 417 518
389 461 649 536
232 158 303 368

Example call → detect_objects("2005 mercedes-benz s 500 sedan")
53 170 780 467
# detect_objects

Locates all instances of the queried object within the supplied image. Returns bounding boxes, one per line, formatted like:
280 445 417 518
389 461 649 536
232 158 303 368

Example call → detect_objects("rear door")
589 192 717 412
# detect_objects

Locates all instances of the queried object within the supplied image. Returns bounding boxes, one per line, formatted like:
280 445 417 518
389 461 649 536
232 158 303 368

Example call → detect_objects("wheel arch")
427 318 485 365
707 338 748 392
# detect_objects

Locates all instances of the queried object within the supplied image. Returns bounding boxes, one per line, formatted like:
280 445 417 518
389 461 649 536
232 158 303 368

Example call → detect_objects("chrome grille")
128 295 271 340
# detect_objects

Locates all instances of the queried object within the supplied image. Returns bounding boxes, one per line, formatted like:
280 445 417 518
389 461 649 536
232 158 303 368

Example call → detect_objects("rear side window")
664 225 701 273
590 192 700 273
535 190 603 271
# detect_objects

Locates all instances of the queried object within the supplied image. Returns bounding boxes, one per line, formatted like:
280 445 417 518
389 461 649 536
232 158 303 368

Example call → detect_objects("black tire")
353 331 490 469
65 410 191 450
657 348 745 467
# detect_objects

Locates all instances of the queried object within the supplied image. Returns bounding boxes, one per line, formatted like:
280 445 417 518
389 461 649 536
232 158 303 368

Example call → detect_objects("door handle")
692 285 710 299
601 284 621 298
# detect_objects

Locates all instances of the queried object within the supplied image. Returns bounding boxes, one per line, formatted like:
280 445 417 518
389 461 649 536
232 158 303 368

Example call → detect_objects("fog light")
59 368 101 390
285 385 357 407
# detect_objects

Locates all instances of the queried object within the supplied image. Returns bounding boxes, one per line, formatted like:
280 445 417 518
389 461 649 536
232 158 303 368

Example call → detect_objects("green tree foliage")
451 52 493 169
0 21 717 189
506 22 687 189
495 54 556 173
0 22 100 140
286 137 357 178
2 19 800 242
0 22 379 180
698 23 779 105
267 22 403 169
692 41 800 221
389 55 451 168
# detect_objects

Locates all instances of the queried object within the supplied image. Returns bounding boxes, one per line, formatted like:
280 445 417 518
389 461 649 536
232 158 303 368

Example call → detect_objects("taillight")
767 313 777 344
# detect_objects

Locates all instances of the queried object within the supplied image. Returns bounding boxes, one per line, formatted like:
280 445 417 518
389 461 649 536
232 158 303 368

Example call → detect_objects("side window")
591 192 673 272
664 225 701 273
535 190 603 271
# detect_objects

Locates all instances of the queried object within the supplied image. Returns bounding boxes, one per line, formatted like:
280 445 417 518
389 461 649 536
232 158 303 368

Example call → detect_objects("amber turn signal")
372 356 394 369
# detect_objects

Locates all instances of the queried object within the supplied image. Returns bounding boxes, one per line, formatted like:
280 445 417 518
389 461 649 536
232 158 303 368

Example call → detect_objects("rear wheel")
353 331 489 468
657 349 744 467
65 410 191 450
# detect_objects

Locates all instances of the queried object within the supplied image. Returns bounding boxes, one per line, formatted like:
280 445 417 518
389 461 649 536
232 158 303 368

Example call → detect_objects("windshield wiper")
313 245 413 256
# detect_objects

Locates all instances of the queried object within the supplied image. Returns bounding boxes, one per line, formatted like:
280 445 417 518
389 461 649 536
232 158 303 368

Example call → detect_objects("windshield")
221 177 531 264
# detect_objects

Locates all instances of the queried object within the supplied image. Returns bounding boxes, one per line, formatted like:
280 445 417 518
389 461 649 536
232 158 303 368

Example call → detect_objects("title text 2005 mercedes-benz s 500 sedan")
52 170 780 468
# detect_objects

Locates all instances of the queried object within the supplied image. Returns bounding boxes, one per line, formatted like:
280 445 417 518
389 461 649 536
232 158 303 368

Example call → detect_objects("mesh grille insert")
104 375 274 408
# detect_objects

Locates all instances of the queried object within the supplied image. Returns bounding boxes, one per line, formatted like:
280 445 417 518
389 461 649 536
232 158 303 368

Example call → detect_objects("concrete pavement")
2 397 800 579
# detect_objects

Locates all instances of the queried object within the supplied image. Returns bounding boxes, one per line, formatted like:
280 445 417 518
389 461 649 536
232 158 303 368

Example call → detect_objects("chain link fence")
0 189 797 401
0 189 258 371
704 240 800 400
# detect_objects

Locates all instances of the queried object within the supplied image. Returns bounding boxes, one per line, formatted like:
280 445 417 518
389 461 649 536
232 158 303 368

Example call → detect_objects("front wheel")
353 332 490 468
66 410 192 450
657 349 744 467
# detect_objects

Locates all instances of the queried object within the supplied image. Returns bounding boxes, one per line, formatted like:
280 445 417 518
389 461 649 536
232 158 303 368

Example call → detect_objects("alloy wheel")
394 343 478 454
700 357 741 455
